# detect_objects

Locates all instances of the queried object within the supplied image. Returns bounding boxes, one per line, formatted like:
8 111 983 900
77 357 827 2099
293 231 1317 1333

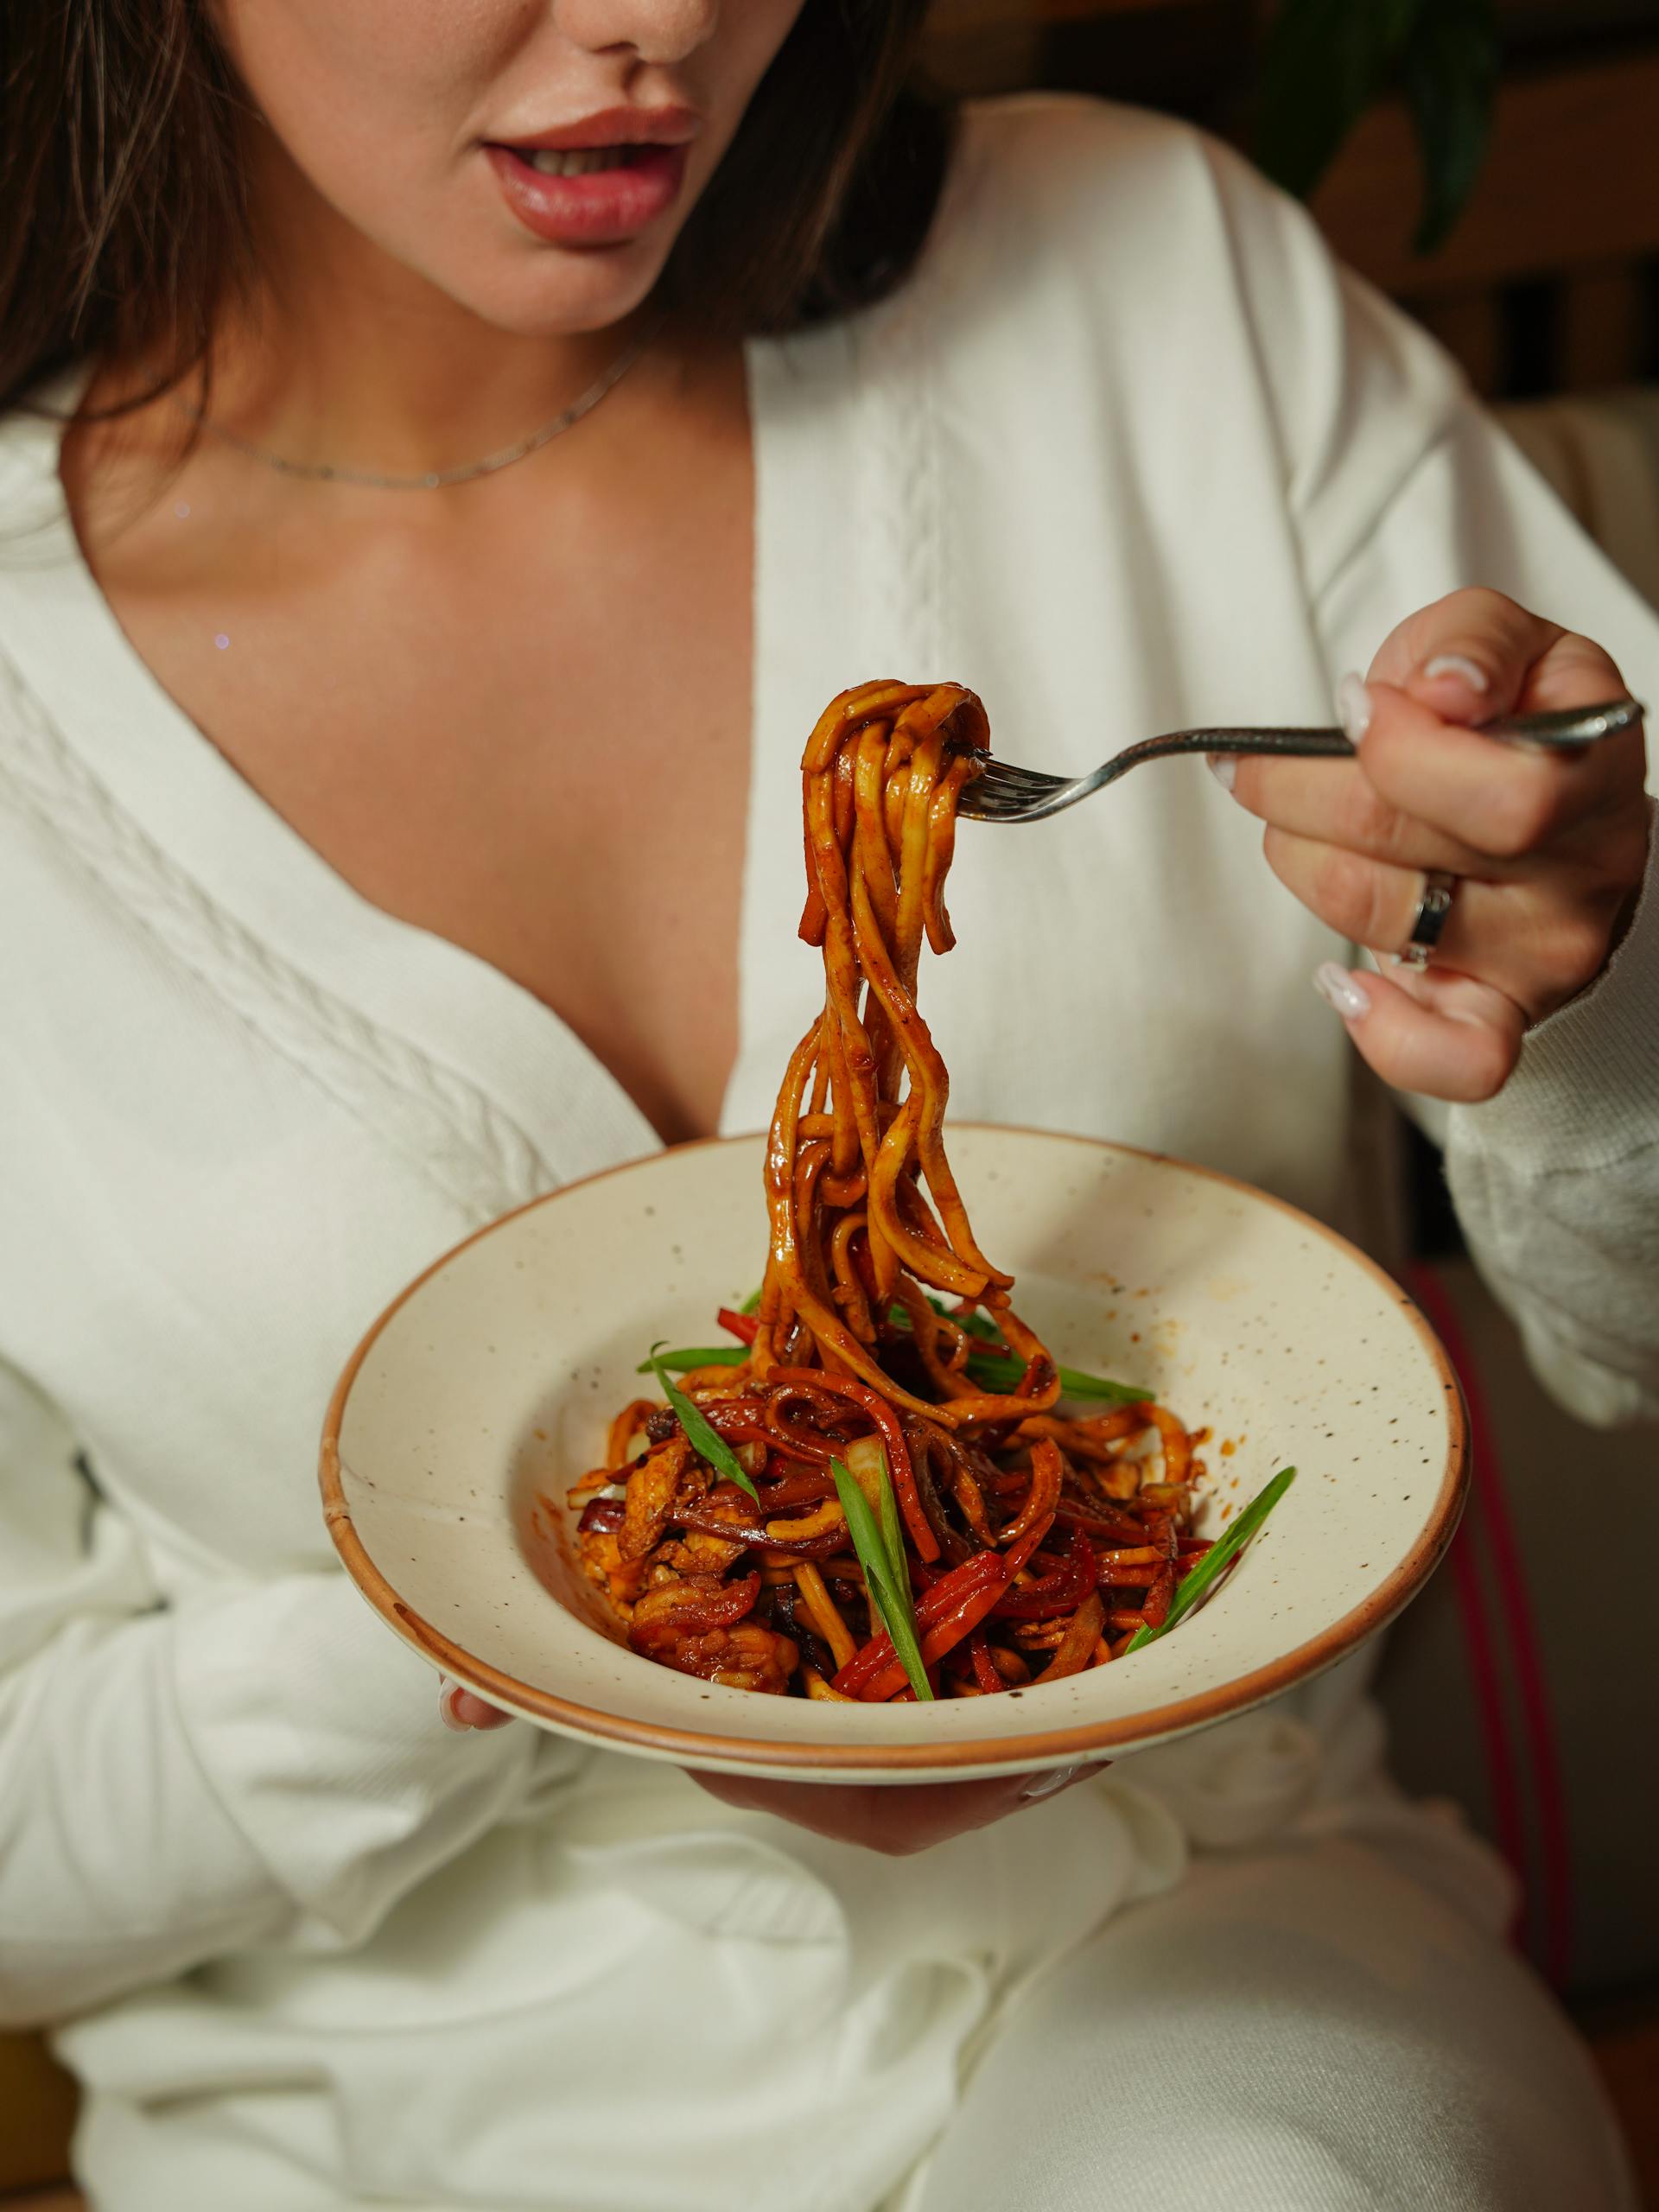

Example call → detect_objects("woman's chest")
78 403 755 1146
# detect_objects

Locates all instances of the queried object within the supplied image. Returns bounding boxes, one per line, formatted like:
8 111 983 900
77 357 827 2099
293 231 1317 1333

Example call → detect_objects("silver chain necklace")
175 318 660 491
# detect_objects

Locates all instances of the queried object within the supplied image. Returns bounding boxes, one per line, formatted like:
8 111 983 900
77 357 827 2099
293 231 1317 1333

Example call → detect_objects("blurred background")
909 0 1659 2194
3 3 1656 2205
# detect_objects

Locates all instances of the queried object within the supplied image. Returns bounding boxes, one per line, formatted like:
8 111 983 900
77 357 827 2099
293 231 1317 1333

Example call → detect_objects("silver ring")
1396 869 1458 969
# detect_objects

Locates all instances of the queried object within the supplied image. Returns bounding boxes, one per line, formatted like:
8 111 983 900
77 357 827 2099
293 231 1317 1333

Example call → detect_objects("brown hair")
0 0 955 420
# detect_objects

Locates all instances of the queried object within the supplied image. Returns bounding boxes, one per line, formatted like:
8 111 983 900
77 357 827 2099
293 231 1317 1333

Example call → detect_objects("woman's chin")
433 245 668 341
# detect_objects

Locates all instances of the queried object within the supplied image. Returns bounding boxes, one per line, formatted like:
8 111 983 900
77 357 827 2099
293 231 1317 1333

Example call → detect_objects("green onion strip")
830 1452 933 1701
1123 1466 1297 1654
646 1342 760 1504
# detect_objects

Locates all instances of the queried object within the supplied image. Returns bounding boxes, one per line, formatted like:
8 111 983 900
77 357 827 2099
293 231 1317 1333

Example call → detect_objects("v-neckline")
0 365 783 1191
1 309 909 1198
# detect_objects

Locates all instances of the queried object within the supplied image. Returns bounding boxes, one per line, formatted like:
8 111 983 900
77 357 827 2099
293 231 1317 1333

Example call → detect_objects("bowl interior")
323 1129 1465 1781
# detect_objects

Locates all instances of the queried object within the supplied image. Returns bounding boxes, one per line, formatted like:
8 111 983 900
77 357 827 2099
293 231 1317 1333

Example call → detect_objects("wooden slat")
918 0 1042 95
935 0 1598 29
0 2032 76 2195
1558 264 1649 391
1310 53 1659 298
1032 0 1230 17
925 0 1649 61
1411 294 1507 400
920 0 1247 74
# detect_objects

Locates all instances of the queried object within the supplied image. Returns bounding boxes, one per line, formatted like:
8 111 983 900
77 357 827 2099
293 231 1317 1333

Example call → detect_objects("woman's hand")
687 1763 1108 1854
438 1681 1106 1850
1217 588 1651 1102
438 1677 515 1732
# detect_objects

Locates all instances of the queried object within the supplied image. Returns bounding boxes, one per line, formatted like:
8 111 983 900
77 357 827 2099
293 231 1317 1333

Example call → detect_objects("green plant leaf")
646 1342 760 1503
1256 0 1426 202
1123 1466 1297 1654
831 1454 933 1701
1402 0 1499 252
1255 0 1497 255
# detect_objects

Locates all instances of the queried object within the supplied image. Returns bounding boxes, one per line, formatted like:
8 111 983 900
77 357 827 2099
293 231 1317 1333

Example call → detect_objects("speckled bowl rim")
320 1127 1468 1774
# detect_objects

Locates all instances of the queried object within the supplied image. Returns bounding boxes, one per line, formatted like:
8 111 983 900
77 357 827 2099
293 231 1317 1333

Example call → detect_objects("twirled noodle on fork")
569 681 1215 1699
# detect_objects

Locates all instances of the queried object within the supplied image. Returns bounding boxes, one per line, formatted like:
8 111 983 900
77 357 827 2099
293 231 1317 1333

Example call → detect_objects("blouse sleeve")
1204 134 1659 1428
0 1354 557 2027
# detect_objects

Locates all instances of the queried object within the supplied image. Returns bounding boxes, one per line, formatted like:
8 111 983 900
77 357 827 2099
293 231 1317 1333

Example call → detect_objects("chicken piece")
653 1527 751 1577
618 1435 695 1562
578 1526 646 1616
630 1570 760 1645
655 1622 799 1695
627 1569 797 1694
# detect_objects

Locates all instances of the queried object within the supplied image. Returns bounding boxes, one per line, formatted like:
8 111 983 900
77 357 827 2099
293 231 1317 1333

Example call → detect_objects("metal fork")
957 698 1643 823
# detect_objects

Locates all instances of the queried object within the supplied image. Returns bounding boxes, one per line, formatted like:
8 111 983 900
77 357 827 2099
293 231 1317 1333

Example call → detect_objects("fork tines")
971 758 1069 793
960 757 1071 817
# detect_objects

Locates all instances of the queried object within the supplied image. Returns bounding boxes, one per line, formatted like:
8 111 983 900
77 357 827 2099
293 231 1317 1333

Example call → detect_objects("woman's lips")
486 144 688 247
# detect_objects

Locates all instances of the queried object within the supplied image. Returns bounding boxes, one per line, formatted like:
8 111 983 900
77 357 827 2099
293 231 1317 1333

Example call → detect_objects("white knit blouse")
2 97 1656 2212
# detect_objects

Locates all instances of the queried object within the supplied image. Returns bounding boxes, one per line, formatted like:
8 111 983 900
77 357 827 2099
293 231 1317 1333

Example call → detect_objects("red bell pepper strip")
990 1524 1097 1619
830 1548 1004 1696
1139 1511 1179 1629
1053 1500 1160 1547
968 1629 1006 1697
855 1567 1012 1702
718 1307 760 1346
1001 1522 1049 1580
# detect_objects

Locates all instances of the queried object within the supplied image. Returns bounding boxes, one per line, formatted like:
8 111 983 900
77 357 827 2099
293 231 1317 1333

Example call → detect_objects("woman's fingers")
1218 753 1490 875
1217 588 1647 1077
1262 828 1618 1016
1224 596 1641 879
688 1762 1109 1854
438 1676 514 1731
1312 961 1525 1103
1350 674 1639 863
1369 583 1565 711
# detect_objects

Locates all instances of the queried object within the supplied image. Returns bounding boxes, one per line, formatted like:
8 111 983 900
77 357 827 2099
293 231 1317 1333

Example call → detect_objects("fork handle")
1191 728 1355 762
1186 696 1642 762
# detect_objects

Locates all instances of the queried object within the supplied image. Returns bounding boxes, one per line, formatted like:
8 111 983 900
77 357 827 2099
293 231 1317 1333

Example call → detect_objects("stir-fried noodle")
572 682 1214 1698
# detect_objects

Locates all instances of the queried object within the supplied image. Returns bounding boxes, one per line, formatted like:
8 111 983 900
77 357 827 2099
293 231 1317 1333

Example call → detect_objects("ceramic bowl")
321 1128 1465 1783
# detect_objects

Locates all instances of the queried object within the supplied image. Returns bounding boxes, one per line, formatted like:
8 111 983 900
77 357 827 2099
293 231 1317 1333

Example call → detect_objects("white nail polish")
1206 753 1237 793
437 1677 471 1732
1422 652 1489 692
1335 673 1372 745
1020 1764 1086 1802
1313 963 1372 1021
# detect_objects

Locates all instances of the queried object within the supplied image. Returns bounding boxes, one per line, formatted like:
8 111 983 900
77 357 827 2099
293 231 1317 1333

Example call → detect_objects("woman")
1 1 1654 2206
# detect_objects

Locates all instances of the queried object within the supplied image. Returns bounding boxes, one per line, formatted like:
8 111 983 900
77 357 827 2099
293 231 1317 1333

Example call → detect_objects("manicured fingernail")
1336 672 1372 745
1313 963 1372 1021
1206 753 1237 793
437 1676 471 1732
1422 652 1489 692
1020 1764 1088 1802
